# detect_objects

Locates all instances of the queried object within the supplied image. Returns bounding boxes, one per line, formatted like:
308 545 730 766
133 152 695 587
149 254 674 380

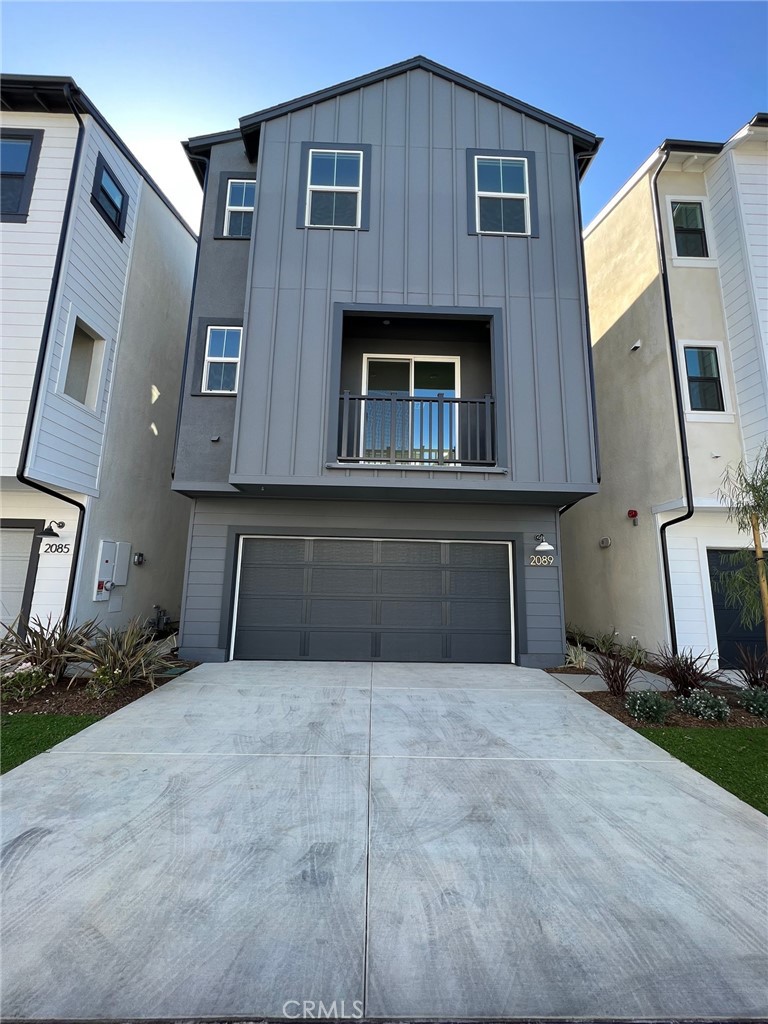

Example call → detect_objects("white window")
203 326 242 394
305 149 362 228
61 318 105 409
677 339 733 421
475 156 529 235
224 181 255 238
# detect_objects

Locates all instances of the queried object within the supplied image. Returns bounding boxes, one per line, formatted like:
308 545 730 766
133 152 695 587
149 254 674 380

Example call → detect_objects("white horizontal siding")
0 113 78 477
0 482 85 623
27 116 142 495
707 150 768 463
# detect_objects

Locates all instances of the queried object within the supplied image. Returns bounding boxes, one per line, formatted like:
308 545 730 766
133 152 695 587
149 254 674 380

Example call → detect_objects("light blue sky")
3 2 766 229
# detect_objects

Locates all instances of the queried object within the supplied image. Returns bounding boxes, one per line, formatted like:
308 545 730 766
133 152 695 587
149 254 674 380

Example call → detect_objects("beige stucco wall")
561 170 683 648
72 184 196 628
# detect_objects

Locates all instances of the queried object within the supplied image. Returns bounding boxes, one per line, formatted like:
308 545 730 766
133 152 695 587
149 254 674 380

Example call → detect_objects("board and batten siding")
231 67 596 494
180 498 564 665
0 112 79 478
25 116 142 496
707 148 768 465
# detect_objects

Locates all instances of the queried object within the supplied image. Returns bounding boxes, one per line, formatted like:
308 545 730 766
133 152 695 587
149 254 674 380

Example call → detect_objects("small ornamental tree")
716 444 768 652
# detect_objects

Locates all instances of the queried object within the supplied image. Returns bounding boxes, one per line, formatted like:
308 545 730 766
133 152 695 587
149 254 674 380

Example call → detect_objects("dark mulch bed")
582 687 767 729
546 666 596 675
1 665 195 717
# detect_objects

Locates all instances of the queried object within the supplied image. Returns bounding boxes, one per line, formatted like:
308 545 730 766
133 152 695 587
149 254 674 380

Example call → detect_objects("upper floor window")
1 128 44 223
466 149 538 237
305 149 362 228
91 154 128 238
225 180 255 237
475 156 529 235
203 326 242 394
672 201 709 258
684 346 724 412
60 317 105 411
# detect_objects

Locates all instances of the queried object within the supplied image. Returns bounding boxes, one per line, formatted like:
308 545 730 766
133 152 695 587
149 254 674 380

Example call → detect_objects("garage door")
233 538 512 662
707 549 766 668
0 527 35 627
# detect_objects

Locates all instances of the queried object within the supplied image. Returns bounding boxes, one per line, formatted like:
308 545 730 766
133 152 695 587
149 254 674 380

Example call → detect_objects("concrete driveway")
2 662 766 1020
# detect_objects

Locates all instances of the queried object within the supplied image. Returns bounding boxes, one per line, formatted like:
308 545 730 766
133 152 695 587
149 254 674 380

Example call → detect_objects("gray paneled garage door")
233 538 511 662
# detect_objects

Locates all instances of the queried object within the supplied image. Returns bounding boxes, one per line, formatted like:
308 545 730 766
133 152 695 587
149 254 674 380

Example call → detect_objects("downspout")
651 147 695 652
171 152 209 479
16 83 86 625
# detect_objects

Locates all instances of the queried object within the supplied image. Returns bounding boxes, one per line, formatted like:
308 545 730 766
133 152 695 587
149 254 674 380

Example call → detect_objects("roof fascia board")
238 56 598 147
2 75 198 239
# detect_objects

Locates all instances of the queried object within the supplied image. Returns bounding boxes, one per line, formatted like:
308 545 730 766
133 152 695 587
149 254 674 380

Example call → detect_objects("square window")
91 154 128 237
224 179 256 238
671 201 709 258
203 326 242 393
1 129 43 221
684 346 724 411
305 149 362 228
474 154 530 235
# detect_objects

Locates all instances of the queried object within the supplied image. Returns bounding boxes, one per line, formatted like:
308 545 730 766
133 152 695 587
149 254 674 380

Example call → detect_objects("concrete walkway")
2 662 766 1020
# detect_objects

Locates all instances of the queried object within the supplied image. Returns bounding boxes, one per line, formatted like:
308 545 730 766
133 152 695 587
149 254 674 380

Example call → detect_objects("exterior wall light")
534 534 554 552
38 521 65 538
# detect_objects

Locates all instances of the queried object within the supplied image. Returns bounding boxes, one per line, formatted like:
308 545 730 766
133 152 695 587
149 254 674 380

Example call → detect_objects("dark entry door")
707 549 767 668
233 538 512 663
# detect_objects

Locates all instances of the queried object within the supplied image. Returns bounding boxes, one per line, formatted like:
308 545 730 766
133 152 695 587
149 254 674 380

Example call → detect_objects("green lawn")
1 714 102 774
638 727 768 815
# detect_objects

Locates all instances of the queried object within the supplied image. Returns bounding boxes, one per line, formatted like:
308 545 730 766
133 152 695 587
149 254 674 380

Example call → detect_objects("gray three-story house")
173 57 601 666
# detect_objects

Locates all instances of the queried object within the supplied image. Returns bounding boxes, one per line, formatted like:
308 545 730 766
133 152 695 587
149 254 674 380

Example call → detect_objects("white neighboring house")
561 114 768 667
1 76 197 634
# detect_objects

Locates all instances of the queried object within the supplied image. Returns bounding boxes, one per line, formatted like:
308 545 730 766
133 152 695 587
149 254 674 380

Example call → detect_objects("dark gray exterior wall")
179 497 565 667
220 67 596 498
174 139 254 490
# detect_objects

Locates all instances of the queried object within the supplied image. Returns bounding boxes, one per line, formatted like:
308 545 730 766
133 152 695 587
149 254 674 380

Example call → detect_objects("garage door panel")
237 597 305 625
451 632 511 663
310 567 375 595
312 539 376 564
449 599 511 630
239 565 305 595
380 541 442 565
234 538 512 662
309 600 376 626
380 568 442 596
380 599 443 628
449 570 509 598
234 629 303 660
308 631 374 660
380 632 444 661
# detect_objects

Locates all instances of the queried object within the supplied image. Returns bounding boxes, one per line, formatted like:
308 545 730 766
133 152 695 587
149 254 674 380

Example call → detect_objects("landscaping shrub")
566 623 590 647
675 688 730 722
593 629 619 654
619 636 649 667
564 643 590 670
653 646 721 696
625 690 670 723
593 651 638 696
738 687 768 719
733 646 768 690
74 618 174 698
1 615 99 685
1 662 53 702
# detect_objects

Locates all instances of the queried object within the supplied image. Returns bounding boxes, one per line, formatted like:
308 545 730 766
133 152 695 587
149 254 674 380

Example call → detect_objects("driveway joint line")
368 754 679 762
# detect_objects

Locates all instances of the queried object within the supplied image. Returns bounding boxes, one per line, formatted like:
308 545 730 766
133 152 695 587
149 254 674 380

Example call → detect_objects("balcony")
337 391 496 466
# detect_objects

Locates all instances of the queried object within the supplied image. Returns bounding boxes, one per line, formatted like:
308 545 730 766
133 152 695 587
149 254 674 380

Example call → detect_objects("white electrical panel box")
93 540 132 602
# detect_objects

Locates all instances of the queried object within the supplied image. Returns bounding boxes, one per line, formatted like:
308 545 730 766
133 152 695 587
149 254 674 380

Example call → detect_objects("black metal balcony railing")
338 392 496 466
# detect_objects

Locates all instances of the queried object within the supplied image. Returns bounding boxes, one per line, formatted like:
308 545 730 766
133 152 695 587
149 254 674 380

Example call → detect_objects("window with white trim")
224 180 255 237
305 149 362 228
475 155 529 235
671 201 709 258
684 346 724 411
203 326 242 394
